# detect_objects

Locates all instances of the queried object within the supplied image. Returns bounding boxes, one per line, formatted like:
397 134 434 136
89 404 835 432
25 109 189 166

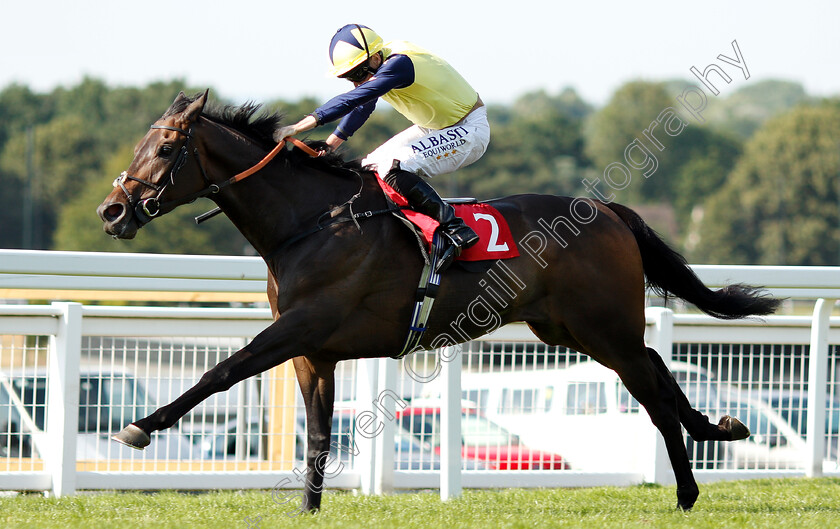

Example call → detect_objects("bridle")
112 124 212 228
112 120 323 228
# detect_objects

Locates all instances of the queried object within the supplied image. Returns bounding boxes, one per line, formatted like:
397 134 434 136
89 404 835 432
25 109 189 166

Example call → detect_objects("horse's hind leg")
610 350 700 510
646 348 749 442
531 322 700 510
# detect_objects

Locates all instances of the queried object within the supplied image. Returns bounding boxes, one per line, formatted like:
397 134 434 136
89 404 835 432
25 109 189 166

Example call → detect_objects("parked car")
720 389 839 471
756 389 840 461
395 399 568 470
196 418 265 461
718 391 808 470
329 408 445 470
199 410 444 470
457 361 724 471
1 368 197 460
0 379 34 457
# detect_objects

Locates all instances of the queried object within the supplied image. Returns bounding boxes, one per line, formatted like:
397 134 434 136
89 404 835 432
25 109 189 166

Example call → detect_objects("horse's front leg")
112 309 324 448
292 356 337 513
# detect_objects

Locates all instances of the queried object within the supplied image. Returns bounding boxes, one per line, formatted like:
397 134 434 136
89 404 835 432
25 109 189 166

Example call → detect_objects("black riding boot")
384 161 479 272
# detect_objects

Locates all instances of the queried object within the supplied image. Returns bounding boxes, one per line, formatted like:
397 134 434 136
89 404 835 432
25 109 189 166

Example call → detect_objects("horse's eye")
158 144 174 157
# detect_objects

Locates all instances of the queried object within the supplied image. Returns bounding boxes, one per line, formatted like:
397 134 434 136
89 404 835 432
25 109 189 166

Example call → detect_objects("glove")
273 125 298 143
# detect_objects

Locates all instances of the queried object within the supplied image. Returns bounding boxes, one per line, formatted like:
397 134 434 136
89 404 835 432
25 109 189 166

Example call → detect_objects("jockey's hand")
273 125 298 143
273 115 318 143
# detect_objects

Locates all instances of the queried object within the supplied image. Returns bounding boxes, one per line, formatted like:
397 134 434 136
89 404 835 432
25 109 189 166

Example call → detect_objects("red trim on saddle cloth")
376 176 519 261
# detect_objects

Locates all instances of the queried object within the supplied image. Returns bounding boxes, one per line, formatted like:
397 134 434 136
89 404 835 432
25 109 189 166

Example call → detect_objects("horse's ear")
173 91 189 104
182 89 209 125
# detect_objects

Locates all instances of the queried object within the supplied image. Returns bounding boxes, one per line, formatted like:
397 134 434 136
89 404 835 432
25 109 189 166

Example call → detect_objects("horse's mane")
166 92 361 172
201 102 282 150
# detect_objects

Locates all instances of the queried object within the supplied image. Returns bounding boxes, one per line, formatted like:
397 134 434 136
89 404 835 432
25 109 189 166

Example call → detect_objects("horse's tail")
605 202 781 319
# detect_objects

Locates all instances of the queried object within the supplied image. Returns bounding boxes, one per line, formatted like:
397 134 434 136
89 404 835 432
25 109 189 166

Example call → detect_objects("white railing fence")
0 250 839 498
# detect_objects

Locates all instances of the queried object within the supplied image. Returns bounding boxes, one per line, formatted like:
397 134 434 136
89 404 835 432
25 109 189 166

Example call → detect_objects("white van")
458 361 721 472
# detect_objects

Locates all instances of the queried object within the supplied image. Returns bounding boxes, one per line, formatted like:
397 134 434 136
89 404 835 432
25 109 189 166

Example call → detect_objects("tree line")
0 77 837 265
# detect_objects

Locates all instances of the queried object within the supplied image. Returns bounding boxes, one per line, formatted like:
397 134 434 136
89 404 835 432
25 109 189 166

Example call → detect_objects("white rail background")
0 250 838 497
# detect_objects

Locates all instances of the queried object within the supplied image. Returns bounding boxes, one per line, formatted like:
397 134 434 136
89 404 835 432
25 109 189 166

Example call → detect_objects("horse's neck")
200 132 363 257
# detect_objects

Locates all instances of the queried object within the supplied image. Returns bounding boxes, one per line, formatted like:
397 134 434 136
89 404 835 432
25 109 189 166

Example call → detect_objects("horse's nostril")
104 203 125 222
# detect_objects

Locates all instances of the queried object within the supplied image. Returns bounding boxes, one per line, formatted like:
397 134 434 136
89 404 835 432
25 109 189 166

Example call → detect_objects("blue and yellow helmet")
327 24 384 78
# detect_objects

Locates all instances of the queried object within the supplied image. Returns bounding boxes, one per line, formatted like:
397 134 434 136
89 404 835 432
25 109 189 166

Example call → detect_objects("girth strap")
392 232 444 359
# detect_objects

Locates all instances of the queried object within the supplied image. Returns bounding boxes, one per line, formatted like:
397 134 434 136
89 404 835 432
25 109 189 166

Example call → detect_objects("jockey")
275 24 490 271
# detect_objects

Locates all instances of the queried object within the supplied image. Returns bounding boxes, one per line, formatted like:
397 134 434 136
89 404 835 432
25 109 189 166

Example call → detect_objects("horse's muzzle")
97 200 138 239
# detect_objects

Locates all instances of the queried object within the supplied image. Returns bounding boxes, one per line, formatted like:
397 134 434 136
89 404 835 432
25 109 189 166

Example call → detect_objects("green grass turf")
1 478 839 529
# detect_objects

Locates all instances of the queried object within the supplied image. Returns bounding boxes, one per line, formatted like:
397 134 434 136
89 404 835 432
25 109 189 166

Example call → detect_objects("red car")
395 403 568 470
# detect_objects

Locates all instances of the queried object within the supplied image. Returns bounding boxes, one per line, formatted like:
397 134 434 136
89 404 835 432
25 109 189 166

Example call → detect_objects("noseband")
112 124 214 227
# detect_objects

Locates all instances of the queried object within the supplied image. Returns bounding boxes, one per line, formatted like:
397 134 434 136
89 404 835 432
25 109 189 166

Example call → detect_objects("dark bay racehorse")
98 91 779 512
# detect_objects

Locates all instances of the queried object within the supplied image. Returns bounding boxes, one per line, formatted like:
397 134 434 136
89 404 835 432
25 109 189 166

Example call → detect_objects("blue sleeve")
313 54 415 139
333 101 377 141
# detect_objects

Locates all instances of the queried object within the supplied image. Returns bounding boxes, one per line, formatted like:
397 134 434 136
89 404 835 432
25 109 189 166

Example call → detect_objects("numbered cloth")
376 176 519 261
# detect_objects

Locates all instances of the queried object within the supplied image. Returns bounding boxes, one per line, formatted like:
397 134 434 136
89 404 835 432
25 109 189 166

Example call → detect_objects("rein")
194 136 324 224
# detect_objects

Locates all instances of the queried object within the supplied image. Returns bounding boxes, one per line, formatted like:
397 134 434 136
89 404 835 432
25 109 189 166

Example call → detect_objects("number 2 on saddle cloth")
375 176 520 262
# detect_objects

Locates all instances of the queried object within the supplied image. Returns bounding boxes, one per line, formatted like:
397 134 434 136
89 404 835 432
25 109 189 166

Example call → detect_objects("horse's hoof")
719 415 750 441
111 424 151 450
676 485 698 511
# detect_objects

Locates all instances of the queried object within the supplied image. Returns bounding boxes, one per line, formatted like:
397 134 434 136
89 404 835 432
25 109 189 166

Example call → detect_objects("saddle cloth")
376 176 519 261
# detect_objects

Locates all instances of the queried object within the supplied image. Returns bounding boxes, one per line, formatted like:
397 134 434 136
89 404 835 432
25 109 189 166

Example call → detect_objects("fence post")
806 298 834 477
355 358 379 495
644 307 674 485
373 358 398 495
46 302 81 497
440 344 462 500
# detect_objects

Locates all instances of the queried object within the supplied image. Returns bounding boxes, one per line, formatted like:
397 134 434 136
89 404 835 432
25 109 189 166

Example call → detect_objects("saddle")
375 176 520 265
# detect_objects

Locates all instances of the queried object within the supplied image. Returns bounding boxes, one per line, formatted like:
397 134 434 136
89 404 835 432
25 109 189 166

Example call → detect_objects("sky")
1 0 838 108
